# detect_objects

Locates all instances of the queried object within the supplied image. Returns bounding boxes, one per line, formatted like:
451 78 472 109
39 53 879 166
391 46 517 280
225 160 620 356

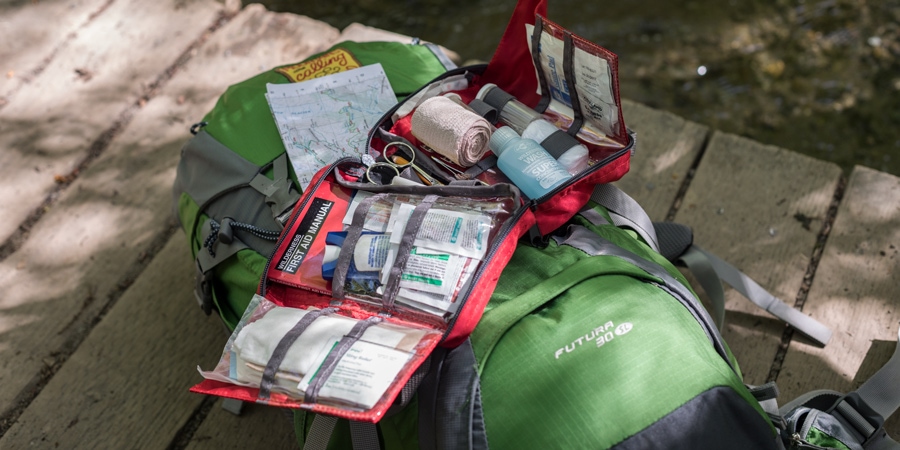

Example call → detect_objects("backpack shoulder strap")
584 184 832 346
683 244 832 346
588 184 659 252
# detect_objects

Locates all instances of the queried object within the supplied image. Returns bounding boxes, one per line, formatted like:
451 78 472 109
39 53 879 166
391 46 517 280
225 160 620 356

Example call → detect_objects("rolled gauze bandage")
410 96 492 167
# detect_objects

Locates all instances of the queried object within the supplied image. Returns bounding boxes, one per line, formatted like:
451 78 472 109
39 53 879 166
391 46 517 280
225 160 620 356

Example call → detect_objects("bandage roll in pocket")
410 95 492 167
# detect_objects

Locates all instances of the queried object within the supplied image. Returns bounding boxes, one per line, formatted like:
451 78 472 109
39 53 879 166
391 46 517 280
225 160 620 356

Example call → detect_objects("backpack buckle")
194 261 214 316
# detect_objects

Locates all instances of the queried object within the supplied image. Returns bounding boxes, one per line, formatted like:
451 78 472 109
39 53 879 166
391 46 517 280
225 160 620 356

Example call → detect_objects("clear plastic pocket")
265 161 518 323
199 294 442 414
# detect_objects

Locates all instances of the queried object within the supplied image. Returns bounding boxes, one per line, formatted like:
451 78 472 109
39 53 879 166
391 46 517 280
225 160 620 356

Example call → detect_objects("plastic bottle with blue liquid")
488 127 573 199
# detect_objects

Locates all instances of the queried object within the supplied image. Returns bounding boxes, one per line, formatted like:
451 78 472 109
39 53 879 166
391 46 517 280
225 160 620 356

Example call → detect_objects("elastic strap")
531 16 551 113
258 307 337 400
332 194 387 300
462 155 498 179
467 98 499 123
304 317 384 403
562 32 583 136
381 195 440 310
540 129 577 159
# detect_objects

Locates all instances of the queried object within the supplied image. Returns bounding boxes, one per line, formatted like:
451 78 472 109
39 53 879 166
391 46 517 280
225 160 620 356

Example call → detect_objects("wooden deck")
0 1 897 448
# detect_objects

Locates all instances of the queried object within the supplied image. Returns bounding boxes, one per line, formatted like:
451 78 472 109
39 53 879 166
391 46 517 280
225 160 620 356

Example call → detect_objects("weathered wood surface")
0 0 226 243
0 1 897 448
672 132 843 385
0 4 338 448
777 166 900 436
0 0 112 99
0 235 224 448
617 100 709 221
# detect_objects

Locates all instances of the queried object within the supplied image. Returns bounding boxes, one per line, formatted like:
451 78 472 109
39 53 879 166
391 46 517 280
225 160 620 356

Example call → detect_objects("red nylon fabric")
534 151 631 234
480 0 547 108
441 209 536 347
190 333 437 423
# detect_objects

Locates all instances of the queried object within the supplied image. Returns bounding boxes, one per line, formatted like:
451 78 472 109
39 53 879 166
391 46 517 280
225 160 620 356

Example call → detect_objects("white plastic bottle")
477 83 589 175
521 120 589 175
489 127 572 199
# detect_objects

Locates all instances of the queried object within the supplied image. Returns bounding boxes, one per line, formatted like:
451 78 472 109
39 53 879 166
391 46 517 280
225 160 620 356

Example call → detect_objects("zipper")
365 63 634 210
258 157 348 297
257 155 529 341
790 433 833 450
441 203 530 339
528 142 633 207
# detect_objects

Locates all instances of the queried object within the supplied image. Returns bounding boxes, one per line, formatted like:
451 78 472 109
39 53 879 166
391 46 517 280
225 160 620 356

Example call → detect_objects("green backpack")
290 186 900 450
173 8 900 450
172 40 455 329
290 189 776 449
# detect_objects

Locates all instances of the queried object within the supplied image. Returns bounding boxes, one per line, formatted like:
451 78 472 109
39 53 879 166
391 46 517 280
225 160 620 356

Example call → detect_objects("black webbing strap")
258 307 337 400
540 129 577 159
303 418 382 450
480 87 515 114
303 414 339 450
462 155 498 179
349 421 382 450
467 98 499 123
562 32 584 137
531 16 551 113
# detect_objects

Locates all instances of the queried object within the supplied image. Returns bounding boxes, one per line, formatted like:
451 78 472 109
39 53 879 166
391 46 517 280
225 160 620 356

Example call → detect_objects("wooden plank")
0 0 225 243
0 0 112 99
186 401 298 450
0 4 339 422
0 235 225 449
672 131 842 385
776 165 900 436
614 99 709 221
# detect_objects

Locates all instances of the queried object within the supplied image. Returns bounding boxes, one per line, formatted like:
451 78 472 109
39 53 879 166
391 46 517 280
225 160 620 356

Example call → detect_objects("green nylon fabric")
470 218 766 448
573 204 745 374
212 249 268 330
806 427 853 450
182 41 450 330
201 41 450 169
288 205 770 448
177 192 202 257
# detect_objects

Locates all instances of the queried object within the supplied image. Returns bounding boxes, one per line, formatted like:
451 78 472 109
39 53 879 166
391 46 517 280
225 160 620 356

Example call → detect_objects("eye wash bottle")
489 126 573 199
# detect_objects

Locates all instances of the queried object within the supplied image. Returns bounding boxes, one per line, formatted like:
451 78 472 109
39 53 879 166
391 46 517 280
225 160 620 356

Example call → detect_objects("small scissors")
376 142 443 186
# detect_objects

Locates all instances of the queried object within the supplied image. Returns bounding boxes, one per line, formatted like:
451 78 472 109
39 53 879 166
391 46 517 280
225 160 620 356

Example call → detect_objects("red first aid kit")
191 0 634 423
